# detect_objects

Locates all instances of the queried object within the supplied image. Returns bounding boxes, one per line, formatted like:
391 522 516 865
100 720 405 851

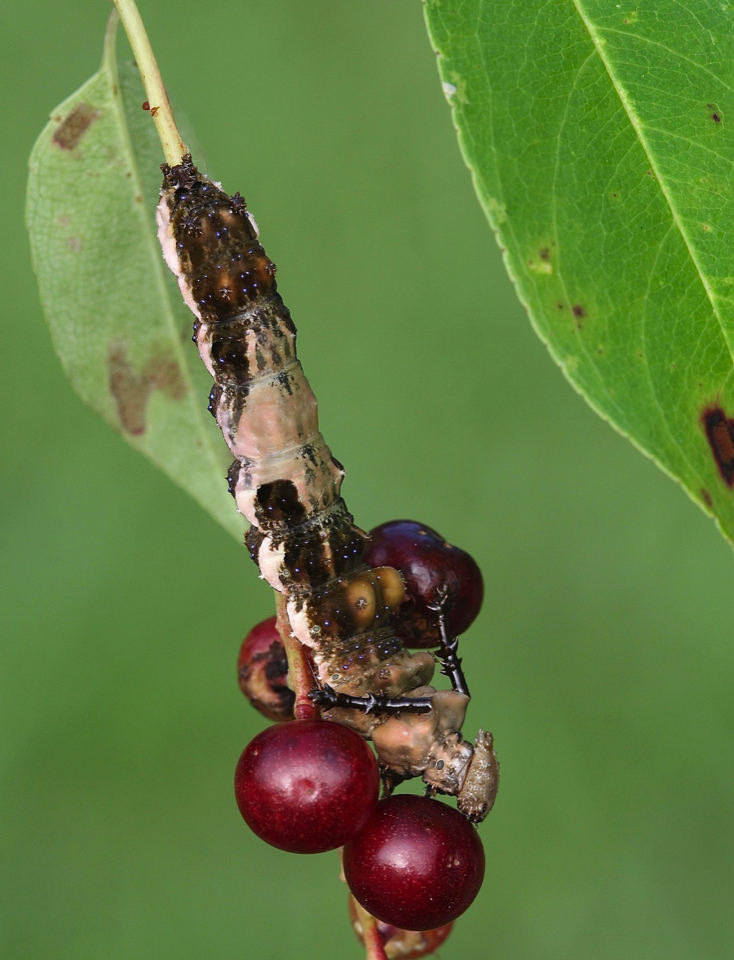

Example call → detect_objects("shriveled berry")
344 794 485 930
348 894 453 959
237 616 294 722
364 520 483 647
235 719 380 854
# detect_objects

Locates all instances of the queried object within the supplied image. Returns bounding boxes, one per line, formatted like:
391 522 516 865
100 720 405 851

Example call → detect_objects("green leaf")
26 19 243 542
425 0 734 544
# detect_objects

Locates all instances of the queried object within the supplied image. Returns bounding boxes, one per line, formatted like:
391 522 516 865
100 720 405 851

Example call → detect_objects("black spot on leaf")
702 406 734 486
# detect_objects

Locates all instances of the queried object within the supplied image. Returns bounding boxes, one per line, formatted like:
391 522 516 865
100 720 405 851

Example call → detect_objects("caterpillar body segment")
157 156 497 820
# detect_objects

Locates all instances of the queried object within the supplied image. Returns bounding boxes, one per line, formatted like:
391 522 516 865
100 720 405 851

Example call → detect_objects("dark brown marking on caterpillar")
207 325 251 381
108 342 187 435
702 405 734 486
254 479 308 529
53 103 100 150
282 510 367 589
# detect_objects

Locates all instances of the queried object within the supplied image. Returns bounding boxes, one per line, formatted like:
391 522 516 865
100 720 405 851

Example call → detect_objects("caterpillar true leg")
309 685 434 714
429 585 470 697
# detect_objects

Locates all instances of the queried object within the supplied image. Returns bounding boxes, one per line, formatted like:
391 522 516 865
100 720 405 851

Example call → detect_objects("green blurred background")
3 1 733 957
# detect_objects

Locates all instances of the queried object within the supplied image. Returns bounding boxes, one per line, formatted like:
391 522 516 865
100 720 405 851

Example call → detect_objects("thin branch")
351 896 389 960
275 593 319 720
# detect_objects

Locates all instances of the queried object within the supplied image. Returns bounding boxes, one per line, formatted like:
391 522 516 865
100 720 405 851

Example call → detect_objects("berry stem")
109 0 188 164
275 594 319 720
351 896 389 960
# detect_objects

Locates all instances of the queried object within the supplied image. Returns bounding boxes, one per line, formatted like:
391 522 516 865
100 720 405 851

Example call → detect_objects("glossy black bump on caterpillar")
230 191 247 216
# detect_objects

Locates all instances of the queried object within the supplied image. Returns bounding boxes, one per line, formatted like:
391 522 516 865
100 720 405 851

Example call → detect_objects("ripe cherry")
343 794 485 930
237 616 294 722
348 895 453 959
364 520 483 647
234 719 380 854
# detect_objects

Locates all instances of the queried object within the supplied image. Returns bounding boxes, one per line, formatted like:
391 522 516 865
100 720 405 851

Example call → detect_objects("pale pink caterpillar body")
156 156 497 821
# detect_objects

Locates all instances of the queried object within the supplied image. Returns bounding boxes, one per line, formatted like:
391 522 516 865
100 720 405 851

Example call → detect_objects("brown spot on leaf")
707 104 722 123
572 304 586 319
53 103 100 150
539 248 550 261
702 405 734 486
142 101 150 111
556 302 565 310
109 343 187 436
701 488 713 508
150 105 160 117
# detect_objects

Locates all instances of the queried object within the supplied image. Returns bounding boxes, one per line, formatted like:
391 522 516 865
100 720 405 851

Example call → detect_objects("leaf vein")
572 0 734 367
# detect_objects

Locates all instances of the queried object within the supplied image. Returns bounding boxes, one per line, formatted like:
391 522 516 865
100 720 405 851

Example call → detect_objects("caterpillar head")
422 732 473 797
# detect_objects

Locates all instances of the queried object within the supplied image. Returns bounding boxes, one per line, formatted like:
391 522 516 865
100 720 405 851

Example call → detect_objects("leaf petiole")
110 0 187 165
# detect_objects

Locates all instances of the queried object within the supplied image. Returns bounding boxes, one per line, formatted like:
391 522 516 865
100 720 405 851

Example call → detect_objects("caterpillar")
156 155 498 822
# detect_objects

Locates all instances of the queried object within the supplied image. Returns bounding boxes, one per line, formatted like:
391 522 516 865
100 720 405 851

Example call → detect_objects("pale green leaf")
26 23 243 541
425 0 734 544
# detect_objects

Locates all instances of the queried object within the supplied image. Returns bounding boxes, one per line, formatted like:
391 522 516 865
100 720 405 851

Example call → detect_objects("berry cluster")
234 520 490 943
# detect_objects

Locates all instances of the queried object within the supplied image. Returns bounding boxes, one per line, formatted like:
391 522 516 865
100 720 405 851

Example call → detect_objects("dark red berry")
237 616 294 722
348 895 453 959
234 719 380 854
343 794 485 930
364 520 483 647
